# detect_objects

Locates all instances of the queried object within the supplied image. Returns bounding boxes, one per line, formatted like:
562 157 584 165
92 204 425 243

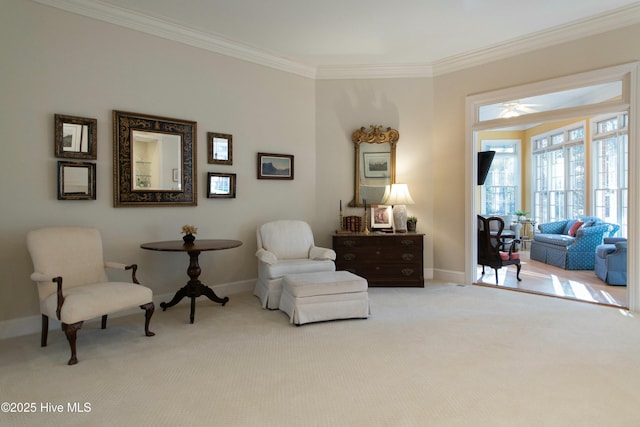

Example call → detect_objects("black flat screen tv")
477 151 496 185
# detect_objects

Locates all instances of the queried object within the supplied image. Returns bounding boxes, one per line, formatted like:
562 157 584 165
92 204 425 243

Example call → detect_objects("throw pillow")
568 221 584 237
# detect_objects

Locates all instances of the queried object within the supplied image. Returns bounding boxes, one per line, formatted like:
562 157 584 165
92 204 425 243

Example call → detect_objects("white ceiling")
36 0 640 78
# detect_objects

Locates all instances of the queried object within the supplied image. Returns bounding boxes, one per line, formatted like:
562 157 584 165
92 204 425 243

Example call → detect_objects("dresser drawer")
333 233 424 287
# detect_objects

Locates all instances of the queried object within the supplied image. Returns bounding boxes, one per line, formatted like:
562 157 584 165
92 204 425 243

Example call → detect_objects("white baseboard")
0 279 255 341
433 269 465 284
424 267 434 280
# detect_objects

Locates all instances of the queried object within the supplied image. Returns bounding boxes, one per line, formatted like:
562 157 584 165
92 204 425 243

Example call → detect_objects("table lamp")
382 183 414 233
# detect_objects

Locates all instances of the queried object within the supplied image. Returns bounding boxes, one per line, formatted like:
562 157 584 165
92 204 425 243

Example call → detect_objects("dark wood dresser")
333 233 424 287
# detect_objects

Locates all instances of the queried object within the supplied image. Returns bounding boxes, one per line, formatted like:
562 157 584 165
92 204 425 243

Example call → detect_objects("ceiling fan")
499 101 541 118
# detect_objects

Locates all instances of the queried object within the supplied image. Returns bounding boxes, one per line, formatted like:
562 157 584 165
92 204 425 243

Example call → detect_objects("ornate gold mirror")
351 125 398 207
113 110 197 207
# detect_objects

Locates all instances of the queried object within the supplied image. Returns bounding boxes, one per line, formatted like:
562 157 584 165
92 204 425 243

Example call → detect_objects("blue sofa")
529 217 620 270
595 237 627 285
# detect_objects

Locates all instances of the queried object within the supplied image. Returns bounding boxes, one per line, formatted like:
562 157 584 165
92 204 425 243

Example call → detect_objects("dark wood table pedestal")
140 239 242 324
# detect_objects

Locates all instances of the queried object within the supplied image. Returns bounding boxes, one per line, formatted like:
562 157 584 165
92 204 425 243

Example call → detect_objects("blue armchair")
530 217 620 270
595 238 627 285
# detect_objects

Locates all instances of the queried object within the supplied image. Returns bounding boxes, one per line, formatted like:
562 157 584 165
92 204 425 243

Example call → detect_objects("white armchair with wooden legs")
26 227 155 365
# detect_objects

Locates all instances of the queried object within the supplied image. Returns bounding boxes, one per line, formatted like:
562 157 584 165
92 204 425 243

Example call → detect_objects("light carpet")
1 282 640 426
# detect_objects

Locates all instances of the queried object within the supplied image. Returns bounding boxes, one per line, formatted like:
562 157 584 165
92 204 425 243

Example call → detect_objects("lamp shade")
382 184 415 206
381 184 414 233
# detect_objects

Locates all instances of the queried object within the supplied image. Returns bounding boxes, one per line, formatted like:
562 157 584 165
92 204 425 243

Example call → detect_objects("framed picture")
54 114 97 160
371 205 393 229
363 152 390 178
257 152 294 180
57 161 96 200
207 132 232 165
207 172 236 198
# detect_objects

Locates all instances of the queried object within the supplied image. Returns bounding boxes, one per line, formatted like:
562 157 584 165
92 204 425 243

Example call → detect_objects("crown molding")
432 3 640 76
32 0 317 79
33 0 640 80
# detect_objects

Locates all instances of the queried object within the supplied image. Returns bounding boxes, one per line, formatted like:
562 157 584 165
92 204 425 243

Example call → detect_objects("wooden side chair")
26 227 155 365
477 215 522 284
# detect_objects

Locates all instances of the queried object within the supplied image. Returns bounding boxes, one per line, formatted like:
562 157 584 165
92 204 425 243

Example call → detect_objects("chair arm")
309 246 336 261
604 237 627 244
567 225 608 252
105 262 139 283
614 241 628 252
30 272 53 282
256 248 278 265
105 262 128 270
30 272 65 318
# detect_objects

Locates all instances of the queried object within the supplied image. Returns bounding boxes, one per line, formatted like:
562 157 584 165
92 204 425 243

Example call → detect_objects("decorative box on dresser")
333 233 424 287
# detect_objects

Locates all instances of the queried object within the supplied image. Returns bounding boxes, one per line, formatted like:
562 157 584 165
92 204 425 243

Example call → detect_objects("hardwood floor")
475 248 628 308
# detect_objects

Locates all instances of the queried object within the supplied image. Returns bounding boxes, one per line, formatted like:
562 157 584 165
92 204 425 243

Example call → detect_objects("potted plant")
514 210 529 221
181 224 198 244
407 216 417 232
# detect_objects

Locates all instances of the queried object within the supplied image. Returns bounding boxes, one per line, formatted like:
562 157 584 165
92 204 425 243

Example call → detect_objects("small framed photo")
363 152 390 178
207 132 232 165
257 152 294 180
371 205 393 229
207 172 236 198
57 161 96 200
54 114 97 160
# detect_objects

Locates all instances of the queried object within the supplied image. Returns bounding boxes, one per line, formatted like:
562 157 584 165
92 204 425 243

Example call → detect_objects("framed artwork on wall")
257 152 294 180
207 132 232 165
207 172 236 198
363 152 390 178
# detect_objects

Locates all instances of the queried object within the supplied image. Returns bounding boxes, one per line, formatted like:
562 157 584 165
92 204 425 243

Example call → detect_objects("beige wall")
0 1 317 323
2 0 640 327
314 78 435 274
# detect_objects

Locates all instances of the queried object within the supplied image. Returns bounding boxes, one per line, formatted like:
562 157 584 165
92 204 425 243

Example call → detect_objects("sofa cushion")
568 221 584 237
533 233 576 247
562 220 577 235
499 252 520 261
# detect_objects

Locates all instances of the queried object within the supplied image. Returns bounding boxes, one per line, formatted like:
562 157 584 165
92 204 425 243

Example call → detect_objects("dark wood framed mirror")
57 161 96 200
207 132 232 165
207 172 236 198
113 110 197 207
54 114 97 160
351 125 398 207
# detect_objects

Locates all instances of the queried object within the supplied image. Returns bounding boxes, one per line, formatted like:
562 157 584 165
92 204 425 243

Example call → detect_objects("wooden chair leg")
62 321 83 365
101 314 108 329
493 268 499 284
41 315 49 347
140 302 155 337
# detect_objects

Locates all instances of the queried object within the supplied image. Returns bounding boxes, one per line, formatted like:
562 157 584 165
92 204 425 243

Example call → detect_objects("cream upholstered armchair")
26 227 155 365
254 220 336 309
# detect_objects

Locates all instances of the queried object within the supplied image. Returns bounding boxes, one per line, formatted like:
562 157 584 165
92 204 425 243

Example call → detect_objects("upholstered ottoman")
279 271 369 325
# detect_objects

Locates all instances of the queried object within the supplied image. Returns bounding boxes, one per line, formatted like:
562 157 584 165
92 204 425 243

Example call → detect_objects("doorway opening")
465 63 639 310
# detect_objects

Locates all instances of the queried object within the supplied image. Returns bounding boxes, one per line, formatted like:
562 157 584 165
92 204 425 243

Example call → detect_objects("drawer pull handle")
401 268 414 276
343 240 356 247
401 240 415 246
343 253 356 261
401 253 414 261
